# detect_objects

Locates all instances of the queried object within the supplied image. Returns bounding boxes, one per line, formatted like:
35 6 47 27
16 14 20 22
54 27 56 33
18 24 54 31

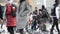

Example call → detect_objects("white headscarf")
7 0 13 4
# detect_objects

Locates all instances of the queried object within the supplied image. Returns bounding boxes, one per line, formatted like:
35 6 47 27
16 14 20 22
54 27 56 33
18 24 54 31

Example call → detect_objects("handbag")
11 4 17 17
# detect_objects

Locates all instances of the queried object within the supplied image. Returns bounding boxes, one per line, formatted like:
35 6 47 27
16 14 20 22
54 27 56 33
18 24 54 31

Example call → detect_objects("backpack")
11 4 17 17
42 9 49 18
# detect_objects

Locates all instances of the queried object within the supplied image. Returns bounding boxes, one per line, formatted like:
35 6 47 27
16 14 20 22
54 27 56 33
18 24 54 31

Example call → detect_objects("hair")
29 13 32 16
7 0 10 1
54 0 59 7
35 7 37 9
35 7 37 11
39 9 42 11
55 0 59 3
42 5 45 9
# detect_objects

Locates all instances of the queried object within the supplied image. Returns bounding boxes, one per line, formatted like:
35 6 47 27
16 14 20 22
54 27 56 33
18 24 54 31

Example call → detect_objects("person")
0 4 3 23
16 0 31 34
0 4 3 28
39 5 49 31
50 1 60 34
31 7 38 30
33 7 38 15
36 9 46 31
41 5 49 21
27 13 33 29
31 15 37 30
25 13 33 32
0 5 3 20
5 0 16 34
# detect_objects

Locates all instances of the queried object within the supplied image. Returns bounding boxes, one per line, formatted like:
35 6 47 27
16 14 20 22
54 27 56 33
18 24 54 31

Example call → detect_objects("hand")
0 19 3 23
50 17 52 20
50 16 53 22
50 15 53 19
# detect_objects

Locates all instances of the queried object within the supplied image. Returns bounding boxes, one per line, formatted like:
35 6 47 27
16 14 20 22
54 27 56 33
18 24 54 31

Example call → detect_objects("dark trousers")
51 17 59 32
19 29 23 34
31 22 37 30
7 27 14 34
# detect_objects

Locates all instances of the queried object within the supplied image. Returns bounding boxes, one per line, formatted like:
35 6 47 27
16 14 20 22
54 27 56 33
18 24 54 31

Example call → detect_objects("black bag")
11 11 16 17
11 4 17 17
44 11 49 18
42 9 49 18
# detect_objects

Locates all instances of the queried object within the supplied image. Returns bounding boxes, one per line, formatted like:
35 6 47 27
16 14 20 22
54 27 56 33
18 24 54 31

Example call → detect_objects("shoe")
58 32 60 34
50 31 53 34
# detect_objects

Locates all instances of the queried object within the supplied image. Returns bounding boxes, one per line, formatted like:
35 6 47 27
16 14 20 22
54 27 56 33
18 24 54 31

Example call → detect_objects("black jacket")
0 5 3 20
51 7 56 16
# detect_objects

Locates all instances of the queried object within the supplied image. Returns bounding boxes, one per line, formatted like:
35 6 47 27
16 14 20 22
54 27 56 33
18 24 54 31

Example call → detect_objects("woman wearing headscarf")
5 0 17 34
16 0 31 34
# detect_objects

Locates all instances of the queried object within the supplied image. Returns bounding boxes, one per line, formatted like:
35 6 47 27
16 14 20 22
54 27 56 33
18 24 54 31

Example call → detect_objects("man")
50 1 60 34
31 7 38 30
33 7 38 15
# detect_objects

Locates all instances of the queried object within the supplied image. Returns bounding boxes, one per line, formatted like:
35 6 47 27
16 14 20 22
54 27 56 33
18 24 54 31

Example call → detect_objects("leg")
7 27 11 34
55 19 59 32
50 18 56 34
56 23 60 34
31 22 34 30
31 24 34 30
51 17 56 32
34 22 37 30
19 29 23 34
7 27 14 34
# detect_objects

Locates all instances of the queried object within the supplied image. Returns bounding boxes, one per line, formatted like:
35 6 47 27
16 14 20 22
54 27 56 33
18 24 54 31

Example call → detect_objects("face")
35 7 37 10
26 0 29 4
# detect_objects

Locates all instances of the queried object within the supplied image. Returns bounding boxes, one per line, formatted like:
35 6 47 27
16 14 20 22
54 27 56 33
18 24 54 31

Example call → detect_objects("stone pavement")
0 21 60 34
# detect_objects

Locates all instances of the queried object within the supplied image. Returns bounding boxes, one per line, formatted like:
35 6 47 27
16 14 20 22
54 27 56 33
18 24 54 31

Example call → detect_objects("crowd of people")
27 6 49 31
0 0 60 34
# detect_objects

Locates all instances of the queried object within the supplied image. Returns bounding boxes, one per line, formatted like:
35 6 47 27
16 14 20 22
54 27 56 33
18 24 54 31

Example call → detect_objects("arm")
27 15 32 24
56 7 59 19
19 2 31 17
21 4 31 16
3 6 7 22
19 2 26 16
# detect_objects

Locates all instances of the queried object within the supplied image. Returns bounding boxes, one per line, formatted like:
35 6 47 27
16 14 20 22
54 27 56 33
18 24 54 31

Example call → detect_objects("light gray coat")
16 1 31 29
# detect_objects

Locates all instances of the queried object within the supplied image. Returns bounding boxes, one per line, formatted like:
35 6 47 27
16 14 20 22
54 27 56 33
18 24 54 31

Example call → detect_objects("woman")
5 0 16 34
16 0 31 34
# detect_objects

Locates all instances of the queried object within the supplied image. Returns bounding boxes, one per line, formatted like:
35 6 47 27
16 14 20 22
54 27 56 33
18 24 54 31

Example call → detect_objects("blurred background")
0 0 60 34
